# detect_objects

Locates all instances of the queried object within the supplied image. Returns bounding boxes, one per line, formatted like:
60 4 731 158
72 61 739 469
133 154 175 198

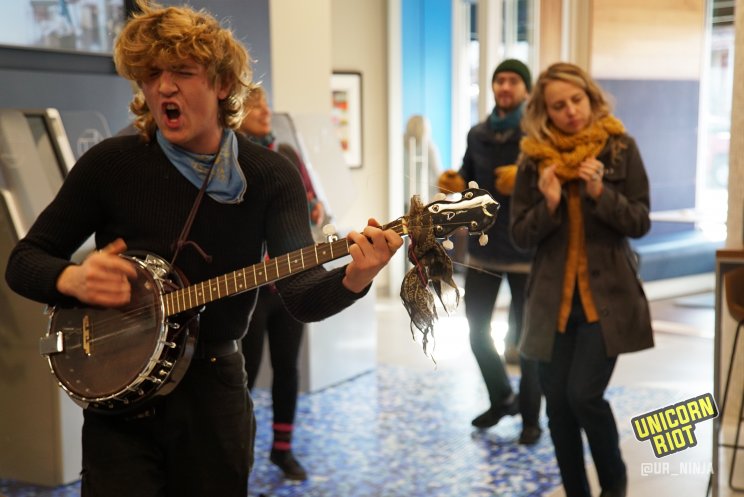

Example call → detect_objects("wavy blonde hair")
114 0 256 139
245 85 267 104
522 62 613 144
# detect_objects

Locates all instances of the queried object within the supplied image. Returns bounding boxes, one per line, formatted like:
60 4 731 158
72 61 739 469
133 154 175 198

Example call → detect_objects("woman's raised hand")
578 158 604 200
538 164 561 214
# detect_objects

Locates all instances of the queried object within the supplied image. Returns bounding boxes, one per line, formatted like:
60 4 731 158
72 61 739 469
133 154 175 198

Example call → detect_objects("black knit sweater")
5 133 367 343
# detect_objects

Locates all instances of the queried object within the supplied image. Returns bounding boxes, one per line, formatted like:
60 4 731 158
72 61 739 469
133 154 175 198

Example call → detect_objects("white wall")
331 0 391 290
269 0 332 114
330 0 389 227
270 0 391 292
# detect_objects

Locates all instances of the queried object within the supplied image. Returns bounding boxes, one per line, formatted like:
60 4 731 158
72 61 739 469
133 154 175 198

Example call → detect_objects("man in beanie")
438 59 542 444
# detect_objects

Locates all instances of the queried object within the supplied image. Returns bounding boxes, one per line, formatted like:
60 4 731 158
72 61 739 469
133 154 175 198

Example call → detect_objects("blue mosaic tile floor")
1 365 681 497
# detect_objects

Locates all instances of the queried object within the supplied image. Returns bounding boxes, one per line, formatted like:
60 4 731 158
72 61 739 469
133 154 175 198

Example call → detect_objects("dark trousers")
539 297 626 497
81 351 255 497
464 268 541 425
242 286 304 425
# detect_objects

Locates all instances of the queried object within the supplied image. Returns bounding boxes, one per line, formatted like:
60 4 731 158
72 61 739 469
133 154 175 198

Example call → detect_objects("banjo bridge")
82 315 91 355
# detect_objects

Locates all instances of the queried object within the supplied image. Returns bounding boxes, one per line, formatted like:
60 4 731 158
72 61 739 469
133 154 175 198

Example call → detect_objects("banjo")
39 188 499 413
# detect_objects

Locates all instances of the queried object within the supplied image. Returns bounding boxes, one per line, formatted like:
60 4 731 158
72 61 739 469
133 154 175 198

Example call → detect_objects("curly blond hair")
522 62 613 144
245 85 268 104
114 0 256 139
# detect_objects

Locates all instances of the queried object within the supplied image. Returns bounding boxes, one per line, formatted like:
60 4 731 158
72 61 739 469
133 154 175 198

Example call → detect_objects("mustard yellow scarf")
519 115 626 332
520 115 626 182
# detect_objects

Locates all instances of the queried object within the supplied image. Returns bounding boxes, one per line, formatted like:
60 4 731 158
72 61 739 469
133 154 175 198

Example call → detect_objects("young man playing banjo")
4 2 402 495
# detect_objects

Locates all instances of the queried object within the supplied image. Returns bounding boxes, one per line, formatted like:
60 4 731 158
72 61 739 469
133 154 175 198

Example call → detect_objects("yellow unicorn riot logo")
631 393 718 458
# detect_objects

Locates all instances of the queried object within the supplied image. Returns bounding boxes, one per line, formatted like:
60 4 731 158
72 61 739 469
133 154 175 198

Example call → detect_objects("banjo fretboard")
162 219 407 317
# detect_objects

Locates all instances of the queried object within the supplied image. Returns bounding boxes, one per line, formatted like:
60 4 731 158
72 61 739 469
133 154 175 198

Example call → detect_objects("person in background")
403 114 443 203
438 59 542 445
239 87 322 480
511 62 654 497
239 87 325 227
4 2 402 495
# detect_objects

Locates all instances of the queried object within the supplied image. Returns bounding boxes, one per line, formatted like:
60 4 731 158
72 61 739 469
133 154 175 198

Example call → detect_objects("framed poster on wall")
331 72 362 168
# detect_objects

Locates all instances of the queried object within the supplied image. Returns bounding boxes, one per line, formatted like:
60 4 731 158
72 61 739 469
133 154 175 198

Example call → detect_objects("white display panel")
0 1 125 54
0 108 84 485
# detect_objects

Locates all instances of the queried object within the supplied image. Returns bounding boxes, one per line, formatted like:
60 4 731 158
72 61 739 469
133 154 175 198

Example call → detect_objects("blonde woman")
239 87 325 480
510 62 654 497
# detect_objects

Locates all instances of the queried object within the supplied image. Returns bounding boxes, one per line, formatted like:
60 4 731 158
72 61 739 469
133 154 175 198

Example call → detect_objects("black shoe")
518 424 542 445
270 448 308 480
471 393 519 428
599 476 627 497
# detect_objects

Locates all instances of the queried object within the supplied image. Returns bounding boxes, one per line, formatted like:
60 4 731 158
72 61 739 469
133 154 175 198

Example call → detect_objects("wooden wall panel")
592 0 705 80
723 0 744 456
540 0 563 72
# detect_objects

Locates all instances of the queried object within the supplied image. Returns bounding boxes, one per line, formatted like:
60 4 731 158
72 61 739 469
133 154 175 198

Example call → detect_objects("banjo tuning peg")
323 224 338 242
442 237 454 250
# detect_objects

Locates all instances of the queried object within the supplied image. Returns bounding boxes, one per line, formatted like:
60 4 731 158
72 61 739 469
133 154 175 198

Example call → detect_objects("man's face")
141 58 229 154
239 95 272 139
492 71 528 114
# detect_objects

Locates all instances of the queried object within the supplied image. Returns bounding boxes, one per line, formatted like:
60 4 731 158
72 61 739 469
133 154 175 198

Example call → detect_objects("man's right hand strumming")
56 238 138 307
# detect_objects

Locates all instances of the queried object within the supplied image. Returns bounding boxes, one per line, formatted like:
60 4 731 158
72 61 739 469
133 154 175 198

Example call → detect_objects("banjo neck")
162 218 409 317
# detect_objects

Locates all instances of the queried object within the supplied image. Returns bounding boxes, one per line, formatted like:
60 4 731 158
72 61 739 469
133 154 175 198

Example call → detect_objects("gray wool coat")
510 134 655 362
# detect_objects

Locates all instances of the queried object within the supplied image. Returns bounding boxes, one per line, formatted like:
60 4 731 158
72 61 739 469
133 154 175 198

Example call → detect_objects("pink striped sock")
273 441 292 451
272 423 294 451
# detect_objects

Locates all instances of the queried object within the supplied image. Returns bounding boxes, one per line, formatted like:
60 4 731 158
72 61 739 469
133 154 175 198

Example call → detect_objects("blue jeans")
81 351 255 497
539 298 626 497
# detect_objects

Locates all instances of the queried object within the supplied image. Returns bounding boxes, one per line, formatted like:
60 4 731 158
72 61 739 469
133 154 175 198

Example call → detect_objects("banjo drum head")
50 263 163 400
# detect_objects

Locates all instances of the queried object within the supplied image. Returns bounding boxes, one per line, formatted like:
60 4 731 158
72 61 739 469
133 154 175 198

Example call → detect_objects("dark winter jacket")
510 135 654 361
459 121 534 268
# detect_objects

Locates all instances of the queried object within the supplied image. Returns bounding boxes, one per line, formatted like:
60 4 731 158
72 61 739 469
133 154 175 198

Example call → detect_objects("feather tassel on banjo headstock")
395 185 499 363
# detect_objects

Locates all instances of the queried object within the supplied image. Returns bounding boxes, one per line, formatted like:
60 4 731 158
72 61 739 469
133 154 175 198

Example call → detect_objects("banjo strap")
166 160 217 281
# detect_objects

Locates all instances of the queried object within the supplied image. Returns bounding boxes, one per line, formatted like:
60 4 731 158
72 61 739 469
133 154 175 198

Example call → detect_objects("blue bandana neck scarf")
156 128 246 204
247 131 275 149
488 100 525 132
